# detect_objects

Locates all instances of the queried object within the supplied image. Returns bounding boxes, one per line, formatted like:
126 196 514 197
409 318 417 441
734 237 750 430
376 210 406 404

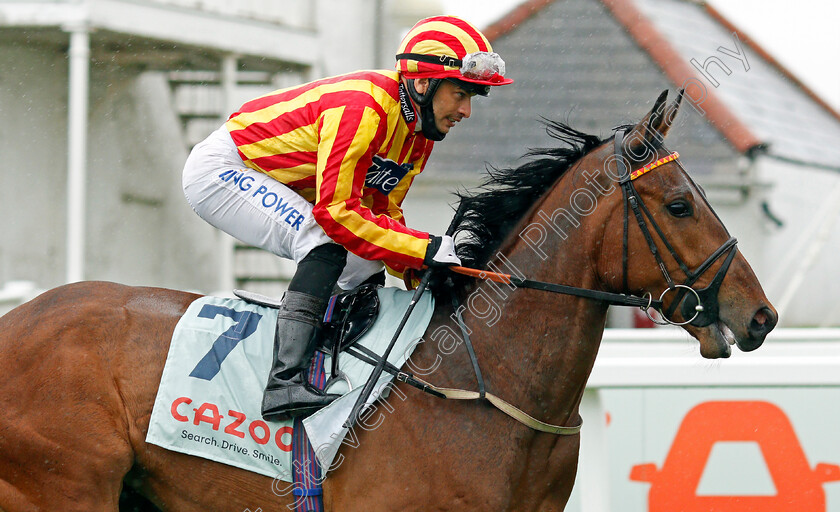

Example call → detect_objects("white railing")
577 327 840 512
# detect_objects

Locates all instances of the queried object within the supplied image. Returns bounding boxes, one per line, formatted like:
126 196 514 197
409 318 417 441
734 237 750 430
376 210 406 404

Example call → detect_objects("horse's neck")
427 201 609 428
481 250 606 424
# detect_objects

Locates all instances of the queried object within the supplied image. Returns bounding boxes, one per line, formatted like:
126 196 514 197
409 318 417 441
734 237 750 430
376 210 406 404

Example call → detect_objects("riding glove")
424 235 462 267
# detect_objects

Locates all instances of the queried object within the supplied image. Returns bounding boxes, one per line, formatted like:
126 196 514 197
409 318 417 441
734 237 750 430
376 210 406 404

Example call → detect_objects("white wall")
759 158 840 327
0 44 71 287
0 41 220 292
314 0 376 77
85 70 221 290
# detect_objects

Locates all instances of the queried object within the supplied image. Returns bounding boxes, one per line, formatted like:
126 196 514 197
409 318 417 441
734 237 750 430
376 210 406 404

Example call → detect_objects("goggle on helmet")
396 15 514 94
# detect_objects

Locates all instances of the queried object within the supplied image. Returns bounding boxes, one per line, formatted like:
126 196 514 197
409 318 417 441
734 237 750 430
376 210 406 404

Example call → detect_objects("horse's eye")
666 200 692 218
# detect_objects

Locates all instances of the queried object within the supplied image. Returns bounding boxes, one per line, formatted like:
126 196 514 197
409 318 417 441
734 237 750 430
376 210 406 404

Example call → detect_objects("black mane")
452 120 605 269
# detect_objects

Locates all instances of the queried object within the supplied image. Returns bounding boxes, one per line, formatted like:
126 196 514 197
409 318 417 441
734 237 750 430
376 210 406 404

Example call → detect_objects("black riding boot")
261 290 341 421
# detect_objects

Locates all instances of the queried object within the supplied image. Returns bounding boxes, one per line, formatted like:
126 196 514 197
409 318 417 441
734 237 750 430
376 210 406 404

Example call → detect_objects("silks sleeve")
381 139 434 277
312 105 429 270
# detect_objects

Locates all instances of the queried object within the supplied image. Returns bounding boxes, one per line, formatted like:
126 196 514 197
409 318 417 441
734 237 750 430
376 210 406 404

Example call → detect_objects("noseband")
613 129 738 326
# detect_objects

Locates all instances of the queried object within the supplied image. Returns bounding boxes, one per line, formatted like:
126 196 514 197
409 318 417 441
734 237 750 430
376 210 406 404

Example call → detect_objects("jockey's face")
415 78 473 135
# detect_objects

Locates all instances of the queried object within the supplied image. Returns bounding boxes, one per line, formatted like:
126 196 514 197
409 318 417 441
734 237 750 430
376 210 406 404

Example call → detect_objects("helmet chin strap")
405 78 447 141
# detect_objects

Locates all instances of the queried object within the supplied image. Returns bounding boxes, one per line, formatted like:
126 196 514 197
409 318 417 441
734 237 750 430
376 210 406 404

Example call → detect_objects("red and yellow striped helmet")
396 16 513 87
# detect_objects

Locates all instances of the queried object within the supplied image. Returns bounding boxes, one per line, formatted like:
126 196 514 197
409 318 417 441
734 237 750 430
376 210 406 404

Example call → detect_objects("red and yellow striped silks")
226 70 433 273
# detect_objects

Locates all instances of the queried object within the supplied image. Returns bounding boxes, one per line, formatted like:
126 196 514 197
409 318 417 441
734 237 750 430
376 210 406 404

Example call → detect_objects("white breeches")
182 125 383 290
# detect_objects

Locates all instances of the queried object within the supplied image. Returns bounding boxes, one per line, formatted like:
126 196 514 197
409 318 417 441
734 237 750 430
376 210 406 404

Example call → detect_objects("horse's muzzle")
740 306 777 351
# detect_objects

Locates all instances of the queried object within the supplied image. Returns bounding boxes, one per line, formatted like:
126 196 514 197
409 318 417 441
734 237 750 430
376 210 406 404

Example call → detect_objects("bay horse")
0 90 776 511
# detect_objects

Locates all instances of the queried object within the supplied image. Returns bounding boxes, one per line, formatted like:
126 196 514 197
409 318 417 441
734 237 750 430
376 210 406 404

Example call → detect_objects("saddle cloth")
146 287 434 481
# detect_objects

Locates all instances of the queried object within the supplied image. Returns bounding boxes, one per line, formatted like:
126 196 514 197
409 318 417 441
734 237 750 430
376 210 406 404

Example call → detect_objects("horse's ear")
624 89 682 154
657 88 683 140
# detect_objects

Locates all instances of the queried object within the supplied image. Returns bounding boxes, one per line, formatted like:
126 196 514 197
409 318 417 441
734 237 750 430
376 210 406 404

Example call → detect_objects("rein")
448 265 661 310
450 131 739 327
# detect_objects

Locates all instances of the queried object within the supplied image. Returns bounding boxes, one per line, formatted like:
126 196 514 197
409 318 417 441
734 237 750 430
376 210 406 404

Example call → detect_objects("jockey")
182 15 513 421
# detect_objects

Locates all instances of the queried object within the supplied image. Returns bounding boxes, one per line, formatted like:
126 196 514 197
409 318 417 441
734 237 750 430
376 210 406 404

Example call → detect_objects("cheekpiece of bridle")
613 128 739 327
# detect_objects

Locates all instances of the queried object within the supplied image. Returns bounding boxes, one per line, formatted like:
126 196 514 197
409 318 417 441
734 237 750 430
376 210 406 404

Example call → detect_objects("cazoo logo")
631 401 840 511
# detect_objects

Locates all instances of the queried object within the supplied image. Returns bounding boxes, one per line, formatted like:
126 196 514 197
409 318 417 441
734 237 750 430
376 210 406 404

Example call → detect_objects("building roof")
471 0 840 171
0 0 317 71
428 0 735 180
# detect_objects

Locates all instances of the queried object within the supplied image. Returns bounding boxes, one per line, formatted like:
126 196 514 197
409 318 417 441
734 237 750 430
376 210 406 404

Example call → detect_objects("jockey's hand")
424 235 462 267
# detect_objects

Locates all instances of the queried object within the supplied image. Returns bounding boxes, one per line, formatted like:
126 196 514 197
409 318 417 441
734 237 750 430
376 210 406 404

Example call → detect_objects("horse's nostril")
749 306 777 338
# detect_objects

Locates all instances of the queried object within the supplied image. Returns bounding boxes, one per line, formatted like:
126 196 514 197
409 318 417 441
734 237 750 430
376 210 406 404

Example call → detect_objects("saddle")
234 284 380 358
235 285 442 401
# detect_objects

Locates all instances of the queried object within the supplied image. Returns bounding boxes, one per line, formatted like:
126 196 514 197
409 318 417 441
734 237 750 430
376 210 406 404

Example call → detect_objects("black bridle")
613 128 739 326
451 129 739 327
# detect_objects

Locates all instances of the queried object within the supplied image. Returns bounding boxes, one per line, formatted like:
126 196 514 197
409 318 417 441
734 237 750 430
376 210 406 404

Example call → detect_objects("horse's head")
587 90 777 358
